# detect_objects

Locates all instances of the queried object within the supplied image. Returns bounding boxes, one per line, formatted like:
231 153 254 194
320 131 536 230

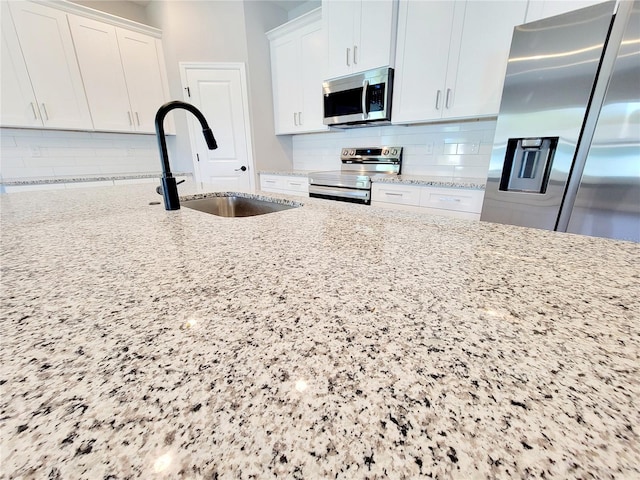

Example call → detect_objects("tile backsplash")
292 119 497 181
0 128 163 180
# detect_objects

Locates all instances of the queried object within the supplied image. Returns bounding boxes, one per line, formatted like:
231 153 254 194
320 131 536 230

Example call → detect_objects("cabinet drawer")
372 184 421 206
260 174 285 191
419 187 484 213
283 177 308 193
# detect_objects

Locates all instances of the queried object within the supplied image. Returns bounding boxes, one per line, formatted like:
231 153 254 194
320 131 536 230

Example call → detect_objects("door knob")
235 166 247 172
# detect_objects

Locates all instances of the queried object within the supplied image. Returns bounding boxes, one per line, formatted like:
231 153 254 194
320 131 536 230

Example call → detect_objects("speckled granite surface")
259 170 311 177
372 175 486 190
0 172 191 186
260 170 487 189
1 184 638 479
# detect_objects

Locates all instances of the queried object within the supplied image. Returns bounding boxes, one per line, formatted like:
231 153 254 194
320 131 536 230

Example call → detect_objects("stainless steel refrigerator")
480 0 640 242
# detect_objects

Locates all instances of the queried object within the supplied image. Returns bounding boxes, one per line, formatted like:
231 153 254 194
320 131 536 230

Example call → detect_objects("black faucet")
155 100 218 210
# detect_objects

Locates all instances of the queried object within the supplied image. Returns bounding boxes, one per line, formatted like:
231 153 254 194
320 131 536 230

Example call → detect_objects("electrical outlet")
425 142 434 155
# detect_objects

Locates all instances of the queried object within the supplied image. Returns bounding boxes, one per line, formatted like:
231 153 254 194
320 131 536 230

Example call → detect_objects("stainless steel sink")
181 194 299 217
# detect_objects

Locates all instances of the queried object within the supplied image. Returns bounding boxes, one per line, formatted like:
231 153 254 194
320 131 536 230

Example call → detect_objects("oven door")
309 184 371 204
323 67 393 126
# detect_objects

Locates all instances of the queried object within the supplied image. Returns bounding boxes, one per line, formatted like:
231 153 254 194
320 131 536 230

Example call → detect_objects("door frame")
178 62 255 192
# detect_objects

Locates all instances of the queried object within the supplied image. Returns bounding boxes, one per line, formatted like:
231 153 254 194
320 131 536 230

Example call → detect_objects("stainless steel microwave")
322 67 393 128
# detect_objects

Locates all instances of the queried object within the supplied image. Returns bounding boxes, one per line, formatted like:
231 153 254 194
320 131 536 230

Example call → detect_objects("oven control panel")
341 146 403 163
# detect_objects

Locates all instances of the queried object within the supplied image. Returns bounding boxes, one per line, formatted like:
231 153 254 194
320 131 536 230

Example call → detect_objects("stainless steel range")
308 147 403 205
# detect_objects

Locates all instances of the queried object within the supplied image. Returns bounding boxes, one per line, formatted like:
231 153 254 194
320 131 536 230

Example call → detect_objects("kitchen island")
1 184 638 479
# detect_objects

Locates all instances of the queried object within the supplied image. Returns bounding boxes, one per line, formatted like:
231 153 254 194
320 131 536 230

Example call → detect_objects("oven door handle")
361 80 369 119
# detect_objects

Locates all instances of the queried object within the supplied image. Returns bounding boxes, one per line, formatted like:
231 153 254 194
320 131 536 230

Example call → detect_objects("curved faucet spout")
155 100 218 210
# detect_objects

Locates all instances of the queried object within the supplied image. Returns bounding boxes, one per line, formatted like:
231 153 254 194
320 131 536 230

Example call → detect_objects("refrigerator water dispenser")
500 137 558 193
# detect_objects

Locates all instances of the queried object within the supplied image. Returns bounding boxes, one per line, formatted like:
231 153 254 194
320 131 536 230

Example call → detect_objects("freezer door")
566 1 640 242
480 1 616 230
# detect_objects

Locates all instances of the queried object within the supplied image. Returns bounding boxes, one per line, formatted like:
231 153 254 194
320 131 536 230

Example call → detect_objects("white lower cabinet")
419 186 484 219
260 174 309 196
372 183 484 220
371 183 421 207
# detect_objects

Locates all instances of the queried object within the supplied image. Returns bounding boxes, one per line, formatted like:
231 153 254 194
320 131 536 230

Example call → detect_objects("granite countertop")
1 184 638 479
259 170 311 177
259 170 486 189
0 172 191 186
371 175 486 190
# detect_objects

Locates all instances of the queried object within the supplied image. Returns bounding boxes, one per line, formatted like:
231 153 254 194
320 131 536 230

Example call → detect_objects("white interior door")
180 63 254 192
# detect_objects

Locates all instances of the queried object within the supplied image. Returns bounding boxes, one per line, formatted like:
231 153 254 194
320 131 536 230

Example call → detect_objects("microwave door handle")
361 80 369 119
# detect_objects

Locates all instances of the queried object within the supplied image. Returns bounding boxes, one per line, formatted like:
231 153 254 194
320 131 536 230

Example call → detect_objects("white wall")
244 1 293 173
146 0 292 178
292 119 497 181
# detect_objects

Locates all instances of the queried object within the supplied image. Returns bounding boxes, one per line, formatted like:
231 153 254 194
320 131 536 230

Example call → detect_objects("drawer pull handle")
385 192 403 197
439 197 461 202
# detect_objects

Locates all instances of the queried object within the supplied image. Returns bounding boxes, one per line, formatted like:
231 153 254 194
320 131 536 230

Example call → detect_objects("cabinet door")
443 1 527 119
1 2 41 127
271 34 301 134
392 0 455 123
324 0 358 78
116 28 167 133
299 24 328 133
9 1 92 129
526 1 604 22
68 15 134 132
356 0 396 72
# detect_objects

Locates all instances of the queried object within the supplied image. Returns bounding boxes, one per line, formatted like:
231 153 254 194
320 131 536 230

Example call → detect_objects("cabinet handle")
41 103 49 121
298 111 302 125
30 102 38 120
435 90 441 110
385 192 403 197
289 182 302 186
346 47 351 66
439 196 461 203
265 180 277 184
293 112 298 126
353 45 358 64
127 111 133 126
135 112 141 126
445 88 452 109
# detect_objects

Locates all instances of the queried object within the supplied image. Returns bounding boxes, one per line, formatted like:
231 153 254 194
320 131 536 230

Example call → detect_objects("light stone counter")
1 184 638 479
371 175 486 190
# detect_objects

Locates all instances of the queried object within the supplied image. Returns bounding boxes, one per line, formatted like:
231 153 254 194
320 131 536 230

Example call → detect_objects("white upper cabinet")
392 0 527 124
7 1 93 130
323 0 398 79
525 1 605 22
68 15 133 132
116 28 170 133
69 15 169 134
268 9 328 135
1 0 170 134
1 2 40 128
